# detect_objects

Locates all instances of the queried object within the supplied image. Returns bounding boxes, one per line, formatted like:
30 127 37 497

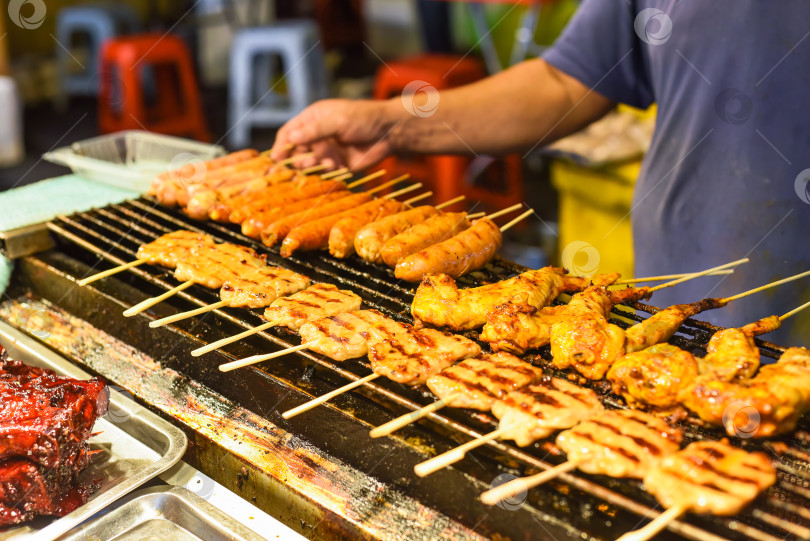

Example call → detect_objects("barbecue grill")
3 196 809 540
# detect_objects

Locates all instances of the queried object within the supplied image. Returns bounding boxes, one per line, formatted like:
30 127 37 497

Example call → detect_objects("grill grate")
35 196 810 541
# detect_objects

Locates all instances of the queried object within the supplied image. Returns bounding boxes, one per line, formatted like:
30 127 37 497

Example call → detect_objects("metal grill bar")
38 197 810 541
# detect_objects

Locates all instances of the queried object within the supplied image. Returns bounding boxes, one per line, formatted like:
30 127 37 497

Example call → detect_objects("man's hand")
271 99 400 170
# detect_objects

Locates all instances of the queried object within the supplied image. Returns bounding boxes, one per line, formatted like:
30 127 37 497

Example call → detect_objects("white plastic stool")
0 77 24 167
54 5 140 108
227 20 328 148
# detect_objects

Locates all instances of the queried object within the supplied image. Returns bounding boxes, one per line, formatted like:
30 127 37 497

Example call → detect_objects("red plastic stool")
373 54 523 211
98 33 210 141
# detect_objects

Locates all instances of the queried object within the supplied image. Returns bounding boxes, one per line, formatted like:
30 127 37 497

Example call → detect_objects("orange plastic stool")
98 33 210 141
373 54 523 211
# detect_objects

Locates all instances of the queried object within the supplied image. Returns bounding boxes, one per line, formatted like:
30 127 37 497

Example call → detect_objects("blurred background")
0 0 654 275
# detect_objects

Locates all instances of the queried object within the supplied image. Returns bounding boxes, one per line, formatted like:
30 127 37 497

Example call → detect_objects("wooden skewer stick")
332 172 354 182
366 174 410 195
78 259 147 286
149 300 228 328
414 426 512 477
123 281 194 317
384 183 423 200
403 191 433 206
648 258 749 292
278 152 315 166
260 143 295 157
780 298 810 321
721 268 810 302
479 461 580 506
321 167 349 179
613 269 734 284
301 164 327 174
219 343 310 372
282 373 380 420
484 203 523 221
434 195 465 210
369 393 460 438
466 212 486 219
500 209 534 233
191 320 281 357
616 505 688 541
346 170 386 189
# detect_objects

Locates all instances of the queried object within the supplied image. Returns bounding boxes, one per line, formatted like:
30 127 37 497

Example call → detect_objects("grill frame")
8 195 805 541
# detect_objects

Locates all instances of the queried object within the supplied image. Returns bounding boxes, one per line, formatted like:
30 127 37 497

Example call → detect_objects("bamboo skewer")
320 167 350 179
613 270 734 284
282 373 380 419
383 183 424 200
278 152 315 166
500 209 534 232
332 172 354 182
648 258 749 292
369 393 460 438
365 175 410 195
484 204 523 221
219 343 309 372
149 300 228 328
466 212 486 219
123 281 194 317
192 320 281 357
78 259 147 286
721 269 810 302
403 191 433 206
780 298 810 321
346 170 386 189
414 426 512 477
617 505 688 541
301 164 327 174
480 461 580 506
434 195 465 210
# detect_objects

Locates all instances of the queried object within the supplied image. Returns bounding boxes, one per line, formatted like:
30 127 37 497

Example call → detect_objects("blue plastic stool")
55 5 140 108
227 20 328 148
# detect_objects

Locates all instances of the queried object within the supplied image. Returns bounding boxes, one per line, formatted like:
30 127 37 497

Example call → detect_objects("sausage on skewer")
328 200 406 258
354 206 440 263
380 212 471 268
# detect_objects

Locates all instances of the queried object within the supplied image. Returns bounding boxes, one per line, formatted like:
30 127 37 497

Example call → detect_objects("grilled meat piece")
681 347 810 438
550 313 626 380
426 352 543 410
394 218 503 282
354 206 439 263
491 376 604 447
220 267 310 309
174 243 265 289
0 359 109 468
241 191 351 238
412 267 617 331
225 173 325 224
262 283 363 332
369 329 481 385
556 410 682 478
135 231 216 268
643 440 775 515
607 344 698 411
625 298 728 353
381 212 471 268
328 199 405 258
298 310 411 361
698 315 781 381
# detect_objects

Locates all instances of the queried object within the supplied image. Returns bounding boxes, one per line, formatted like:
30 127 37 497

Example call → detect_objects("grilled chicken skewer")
480 410 682 506
414 375 603 477
370 352 543 438
77 230 217 286
618 440 776 541
194 283 362 358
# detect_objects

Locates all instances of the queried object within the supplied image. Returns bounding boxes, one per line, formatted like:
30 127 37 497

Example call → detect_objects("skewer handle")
650 258 748 292
722 268 810 302
278 152 315 166
614 269 733 285
480 461 579 506
301 164 327 174
384 182 423 200
192 320 277 357
282 373 379 419
414 426 509 477
321 167 349 179
403 191 433 206
149 300 228 328
78 259 146 286
466 212 486 219
781 298 810 321
370 394 459 438
485 203 523 221
616 505 687 541
500 209 534 232
219 343 309 372
333 172 354 182
434 195 465 210
123 281 194 317
347 169 385 188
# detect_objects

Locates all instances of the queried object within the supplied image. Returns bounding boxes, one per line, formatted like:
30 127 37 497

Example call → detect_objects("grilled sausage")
281 198 395 257
227 174 325 224
242 191 352 238
149 149 258 198
354 206 439 263
186 168 286 220
328 200 406 258
380 212 471 268
394 218 502 282
262 192 373 247
169 156 274 208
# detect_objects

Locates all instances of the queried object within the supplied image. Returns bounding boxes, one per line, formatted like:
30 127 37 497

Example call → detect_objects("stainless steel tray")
58 485 265 541
0 321 188 541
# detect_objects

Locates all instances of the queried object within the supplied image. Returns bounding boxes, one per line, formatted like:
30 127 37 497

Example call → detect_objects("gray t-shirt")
544 0 810 346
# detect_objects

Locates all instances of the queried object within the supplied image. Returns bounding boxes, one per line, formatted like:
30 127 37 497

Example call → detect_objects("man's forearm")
385 59 615 155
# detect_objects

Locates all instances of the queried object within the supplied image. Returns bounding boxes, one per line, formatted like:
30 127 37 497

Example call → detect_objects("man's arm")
271 59 615 169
